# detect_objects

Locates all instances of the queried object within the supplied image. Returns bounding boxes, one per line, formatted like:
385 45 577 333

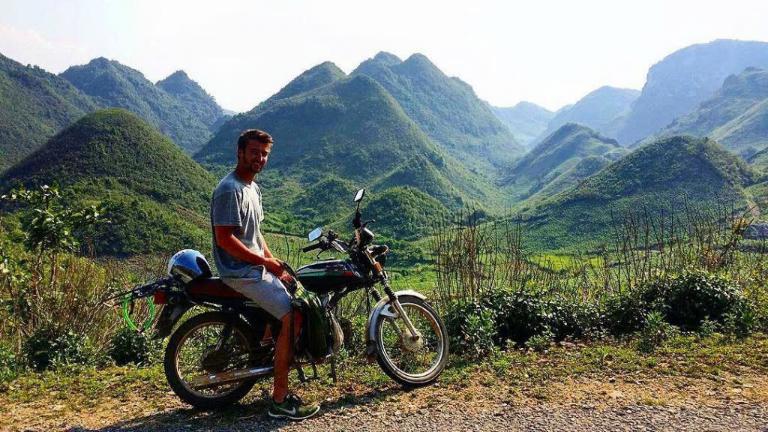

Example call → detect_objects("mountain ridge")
60 57 214 153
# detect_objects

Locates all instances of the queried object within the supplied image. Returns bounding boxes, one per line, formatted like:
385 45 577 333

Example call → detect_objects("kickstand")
296 364 307 383
330 355 338 383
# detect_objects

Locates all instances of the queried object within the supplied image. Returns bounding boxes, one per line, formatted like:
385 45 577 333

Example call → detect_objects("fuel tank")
296 259 365 294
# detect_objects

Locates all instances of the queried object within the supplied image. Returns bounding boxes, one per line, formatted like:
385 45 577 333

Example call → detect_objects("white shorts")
223 266 293 319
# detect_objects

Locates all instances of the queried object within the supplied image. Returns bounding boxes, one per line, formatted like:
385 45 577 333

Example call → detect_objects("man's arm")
215 226 283 275
260 231 274 259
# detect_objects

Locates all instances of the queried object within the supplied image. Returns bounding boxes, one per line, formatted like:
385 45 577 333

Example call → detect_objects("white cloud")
0 23 93 73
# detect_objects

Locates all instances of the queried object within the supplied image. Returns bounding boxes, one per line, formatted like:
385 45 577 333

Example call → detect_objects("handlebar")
302 242 323 253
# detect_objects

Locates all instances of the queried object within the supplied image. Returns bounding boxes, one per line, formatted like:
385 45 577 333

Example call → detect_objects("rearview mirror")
308 227 322 242
354 188 365 203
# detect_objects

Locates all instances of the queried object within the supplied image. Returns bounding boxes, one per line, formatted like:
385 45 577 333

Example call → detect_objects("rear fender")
365 290 426 357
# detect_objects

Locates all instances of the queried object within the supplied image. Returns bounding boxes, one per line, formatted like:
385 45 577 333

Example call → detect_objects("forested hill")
351 52 524 168
517 136 758 251
491 102 553 148
504 123 626 203
617 39 768 145
650 67 768 157
536 86 639 142
156 70 225 131
266 61 347 103
60 57 216 154
194 73 499 234
0 54 98 172
1 109 216 255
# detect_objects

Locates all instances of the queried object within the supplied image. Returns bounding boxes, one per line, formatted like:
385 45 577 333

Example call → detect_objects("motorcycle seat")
186 277 249 300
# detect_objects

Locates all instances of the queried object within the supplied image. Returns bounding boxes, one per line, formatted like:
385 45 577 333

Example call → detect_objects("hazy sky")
2 0 768 112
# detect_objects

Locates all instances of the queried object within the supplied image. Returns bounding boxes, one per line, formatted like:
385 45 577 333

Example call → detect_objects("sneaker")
268 394 320 420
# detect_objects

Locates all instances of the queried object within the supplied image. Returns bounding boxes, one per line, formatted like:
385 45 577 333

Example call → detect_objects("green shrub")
0 343 19 383
485 289 551 346
605 270 747 336
23 327 102 371
108 327 161 366
603 281 667 336
636 311 679 353
525 329 554 353
661 270 745 331
548 298 603 340
721 301 756 338
445 301 497 358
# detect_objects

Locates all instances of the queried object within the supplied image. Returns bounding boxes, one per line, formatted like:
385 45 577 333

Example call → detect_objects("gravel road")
62 399 768 432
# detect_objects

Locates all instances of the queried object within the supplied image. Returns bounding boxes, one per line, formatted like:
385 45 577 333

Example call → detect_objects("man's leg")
273 310 302 403
224 269 318 419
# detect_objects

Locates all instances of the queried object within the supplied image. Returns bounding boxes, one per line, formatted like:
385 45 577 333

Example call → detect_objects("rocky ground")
5 373 768 431
4 336 768 431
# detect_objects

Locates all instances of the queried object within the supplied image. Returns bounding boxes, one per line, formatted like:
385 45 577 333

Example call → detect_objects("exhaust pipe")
189 366 274 389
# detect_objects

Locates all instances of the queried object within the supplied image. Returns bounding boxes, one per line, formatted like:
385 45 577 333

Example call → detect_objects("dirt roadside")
4 372 768 431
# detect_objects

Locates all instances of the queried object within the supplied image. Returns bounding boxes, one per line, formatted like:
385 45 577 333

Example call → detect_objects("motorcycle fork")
376 280 421 340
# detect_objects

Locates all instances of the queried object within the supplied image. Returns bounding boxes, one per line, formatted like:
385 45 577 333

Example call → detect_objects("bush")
603 286 663 336
23 327 102 371
636 311 679 353
447 290 606 356
605 270 747 335
525 329 554 353
548 298 603 341
108 327 160 366
445 301 497 358
0 343 19 383
661 270 745 331
485 289 551 346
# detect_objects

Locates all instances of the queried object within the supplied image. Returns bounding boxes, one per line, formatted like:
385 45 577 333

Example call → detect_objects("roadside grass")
3 332 766 424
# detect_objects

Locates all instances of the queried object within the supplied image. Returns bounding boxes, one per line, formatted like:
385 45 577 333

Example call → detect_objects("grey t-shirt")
210 171 265 278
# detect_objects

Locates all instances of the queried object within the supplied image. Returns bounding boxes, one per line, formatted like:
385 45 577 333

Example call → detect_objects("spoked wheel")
374 295 449 387
164 311 268 409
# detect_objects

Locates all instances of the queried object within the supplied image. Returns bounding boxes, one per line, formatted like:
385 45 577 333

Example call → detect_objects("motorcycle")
122 188 449 409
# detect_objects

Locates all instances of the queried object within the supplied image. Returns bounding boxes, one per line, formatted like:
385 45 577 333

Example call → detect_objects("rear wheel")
374 295 449 387
164 311 267 409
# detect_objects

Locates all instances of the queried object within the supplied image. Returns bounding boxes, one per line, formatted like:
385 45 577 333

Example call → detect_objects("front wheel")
373 295 449 387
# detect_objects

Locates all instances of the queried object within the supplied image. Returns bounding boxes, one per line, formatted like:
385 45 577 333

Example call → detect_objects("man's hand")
263 257 284 275
264 257 295 285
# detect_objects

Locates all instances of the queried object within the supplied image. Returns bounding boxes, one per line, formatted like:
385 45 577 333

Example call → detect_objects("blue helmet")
167 249 212 283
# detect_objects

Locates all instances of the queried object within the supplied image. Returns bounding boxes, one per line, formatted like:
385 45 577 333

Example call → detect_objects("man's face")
237 140 272 174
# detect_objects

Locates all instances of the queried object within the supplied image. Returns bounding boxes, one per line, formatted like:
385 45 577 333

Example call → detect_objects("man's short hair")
237 129 273 152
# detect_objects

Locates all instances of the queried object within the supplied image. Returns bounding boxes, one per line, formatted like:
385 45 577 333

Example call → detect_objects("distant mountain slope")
195 74 493 232
748 146 768 173
360 186 446 240
352 52 524 167
537 86 639 142
618 39 768 145
60 58 213 153
504 124 626 203
156 70 224 131
648 67 768 156
266 62 346 103
491 102 553 147
0 53 97 171
518 136 757 251
1 109 217 255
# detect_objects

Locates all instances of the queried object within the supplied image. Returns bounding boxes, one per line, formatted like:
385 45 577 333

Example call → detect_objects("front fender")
365 290 427 357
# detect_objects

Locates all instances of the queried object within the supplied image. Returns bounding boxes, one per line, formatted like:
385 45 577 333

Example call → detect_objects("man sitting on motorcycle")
210 129 320 420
